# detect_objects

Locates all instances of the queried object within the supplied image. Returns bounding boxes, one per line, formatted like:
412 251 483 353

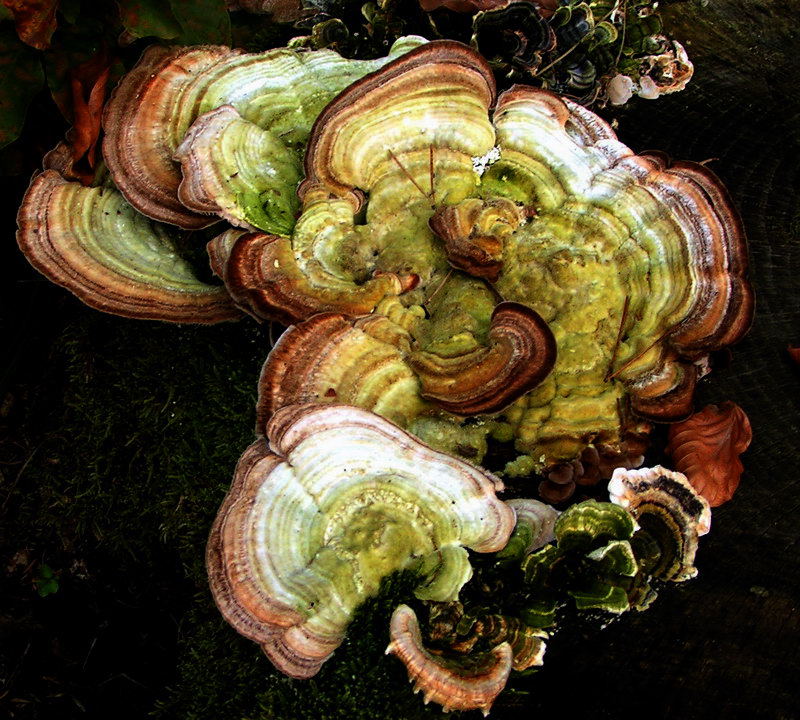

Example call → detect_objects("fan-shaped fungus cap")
665 401 752 507
219 231 411 325
256 303 426 433
102 38 427 228
609 465 711 581
470 0 556 73
207 404 514 678
637 39 694 99
553 498 635 552
17 170 240 323
495 497 559 562
174 105 302 235
386 604 513 716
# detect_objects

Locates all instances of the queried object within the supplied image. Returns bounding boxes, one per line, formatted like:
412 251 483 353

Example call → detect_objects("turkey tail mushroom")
207 404 514 678
17 170 240 323
386 604 513 716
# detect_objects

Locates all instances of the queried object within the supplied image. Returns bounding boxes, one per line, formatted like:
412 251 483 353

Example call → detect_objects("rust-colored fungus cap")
665 401 752 507
429 197 522 281
609 465 711 581
386 604 513 716
17 171 240 323
255 297 555 459
408 301 556 415
219 229 411 325
207 404 514 678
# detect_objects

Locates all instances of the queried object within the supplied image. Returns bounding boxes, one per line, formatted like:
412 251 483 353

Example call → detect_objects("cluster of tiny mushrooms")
18 36 752 715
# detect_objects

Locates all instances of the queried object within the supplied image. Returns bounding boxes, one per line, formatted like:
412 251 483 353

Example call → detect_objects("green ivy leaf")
0 24 44 147
35 562 60 597
169 0 231 45
117 0 182 41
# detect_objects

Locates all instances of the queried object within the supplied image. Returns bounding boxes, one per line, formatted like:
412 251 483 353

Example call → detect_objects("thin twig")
604 294 630 382
429 145 435 203
607 321 679 381
388 148 429 199
423 269 453 308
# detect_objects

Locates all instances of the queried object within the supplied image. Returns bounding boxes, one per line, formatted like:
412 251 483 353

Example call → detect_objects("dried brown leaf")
45 56 112 184
666 401 752 507
2 0 59 49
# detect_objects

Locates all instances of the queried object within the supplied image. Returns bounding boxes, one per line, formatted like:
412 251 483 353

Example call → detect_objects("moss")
159 573 442 720
3 307 264 715
16 311 260 579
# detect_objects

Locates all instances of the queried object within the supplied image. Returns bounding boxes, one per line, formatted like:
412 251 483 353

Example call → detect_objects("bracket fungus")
230 39 751 478
494 497 559 562
386 604 516 716
207 404 514 678
101 37 426 229
16 171 240 323
609 465 711 582
16 39 429 325
13 29 750 713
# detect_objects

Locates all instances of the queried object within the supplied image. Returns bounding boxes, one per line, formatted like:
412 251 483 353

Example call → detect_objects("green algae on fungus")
232 40 751 477
207 403 514 678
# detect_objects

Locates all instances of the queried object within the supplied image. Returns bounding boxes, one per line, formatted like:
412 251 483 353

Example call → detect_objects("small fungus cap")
609 465 711 581
386 604 513 716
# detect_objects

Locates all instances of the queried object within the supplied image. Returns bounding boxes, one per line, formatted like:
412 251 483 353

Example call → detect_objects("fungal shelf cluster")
17 35 752 715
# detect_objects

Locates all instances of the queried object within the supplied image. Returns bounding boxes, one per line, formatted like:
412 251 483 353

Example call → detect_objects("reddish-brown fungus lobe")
409 301 556 415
